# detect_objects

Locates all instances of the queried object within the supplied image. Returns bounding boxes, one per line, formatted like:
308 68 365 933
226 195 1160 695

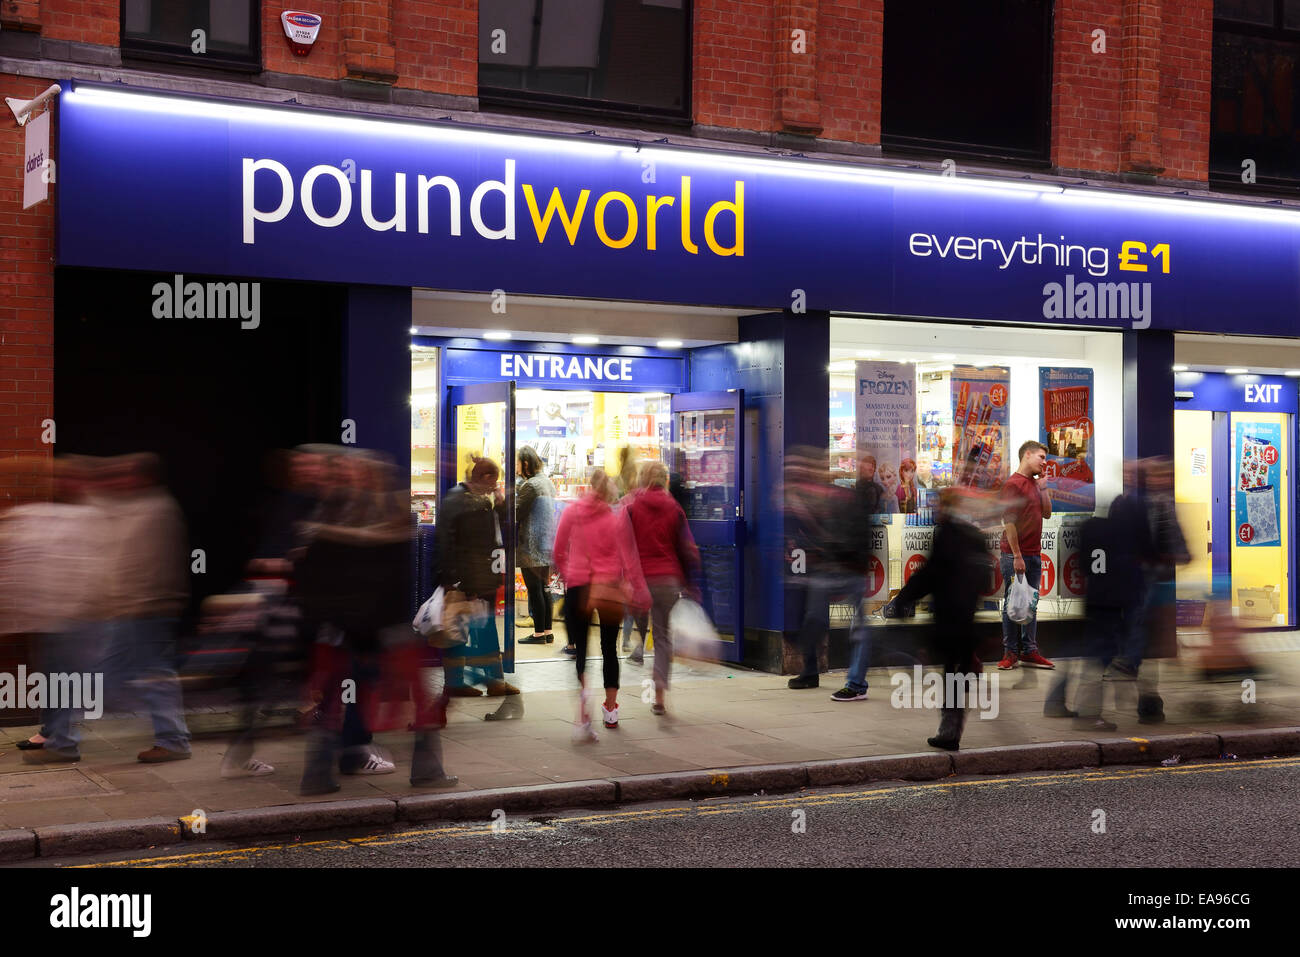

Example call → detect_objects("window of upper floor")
478 0 690 123
121 0 261 72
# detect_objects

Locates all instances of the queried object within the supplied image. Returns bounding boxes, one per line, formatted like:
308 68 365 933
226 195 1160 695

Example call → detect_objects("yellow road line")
79 756 1300 867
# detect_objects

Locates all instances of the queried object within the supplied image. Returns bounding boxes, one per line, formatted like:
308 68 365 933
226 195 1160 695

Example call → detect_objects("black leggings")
564 585 620 690
520 565 552 632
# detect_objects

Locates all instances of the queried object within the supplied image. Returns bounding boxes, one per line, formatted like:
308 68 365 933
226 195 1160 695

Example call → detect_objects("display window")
411 346 439 524
828 317 1123 624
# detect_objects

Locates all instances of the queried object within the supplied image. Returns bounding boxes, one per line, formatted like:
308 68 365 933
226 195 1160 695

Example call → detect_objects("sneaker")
344 751 396 775
22 747 80 764
651 703 667 716
830 686 868 702
927 735 960 751
571 720 598 744
518 634 553 644
601 703 619 728
410 773 459 789
515 616 534 629
997 654 1019 671
1072 716 1118 732
787 675 819 689
1020 651 1055 669
222 757 275 778
627 650 644 665
137 746 192 763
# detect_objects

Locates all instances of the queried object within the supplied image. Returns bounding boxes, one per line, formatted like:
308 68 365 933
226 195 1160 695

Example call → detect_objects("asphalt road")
44 756 1300 869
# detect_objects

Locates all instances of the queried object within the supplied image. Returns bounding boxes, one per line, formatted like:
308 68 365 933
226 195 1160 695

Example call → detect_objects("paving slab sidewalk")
1 641 1298 860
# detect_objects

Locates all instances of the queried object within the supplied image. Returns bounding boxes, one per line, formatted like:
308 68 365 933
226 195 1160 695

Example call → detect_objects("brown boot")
485 681 520 696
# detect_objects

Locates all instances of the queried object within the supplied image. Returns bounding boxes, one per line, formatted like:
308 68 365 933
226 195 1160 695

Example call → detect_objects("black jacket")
437 483 507 599
895 516 990 649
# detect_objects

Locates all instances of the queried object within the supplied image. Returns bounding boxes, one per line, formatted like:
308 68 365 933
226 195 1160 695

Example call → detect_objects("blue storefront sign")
1174 372 1298 412
55 85 1300 336
441 347 686 392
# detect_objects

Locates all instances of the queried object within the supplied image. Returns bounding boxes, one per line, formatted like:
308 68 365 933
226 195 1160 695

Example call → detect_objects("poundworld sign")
56 85 1300 337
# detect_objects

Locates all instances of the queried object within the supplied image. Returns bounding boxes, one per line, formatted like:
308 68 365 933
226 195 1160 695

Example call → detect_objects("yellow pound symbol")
1118 240 1148 272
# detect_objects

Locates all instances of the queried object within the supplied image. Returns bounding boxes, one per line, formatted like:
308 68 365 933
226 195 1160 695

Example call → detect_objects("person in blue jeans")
997 441 1055 671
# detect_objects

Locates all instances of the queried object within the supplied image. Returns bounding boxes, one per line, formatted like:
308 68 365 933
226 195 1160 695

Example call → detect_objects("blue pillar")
1123 329 1175 469
344 285 412 476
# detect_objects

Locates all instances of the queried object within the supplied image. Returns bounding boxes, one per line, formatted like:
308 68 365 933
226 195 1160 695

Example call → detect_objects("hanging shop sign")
1234 421 1284 547
1039 367 1095 512
54 85 1300 337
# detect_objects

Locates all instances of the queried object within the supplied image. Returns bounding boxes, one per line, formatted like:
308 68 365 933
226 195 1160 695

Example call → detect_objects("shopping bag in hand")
669 597 719 659
1006 573 1035 624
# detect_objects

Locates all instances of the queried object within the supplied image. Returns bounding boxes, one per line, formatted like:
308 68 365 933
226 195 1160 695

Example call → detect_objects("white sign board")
864 524 890 601
23 111 50 210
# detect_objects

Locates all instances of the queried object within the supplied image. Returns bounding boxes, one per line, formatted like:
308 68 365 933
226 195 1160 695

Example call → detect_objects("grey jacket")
515 474 556 568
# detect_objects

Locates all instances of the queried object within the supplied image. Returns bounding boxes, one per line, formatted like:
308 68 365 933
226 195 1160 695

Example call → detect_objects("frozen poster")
950 365 1010 490
1039 367 1095 512
1235 422 1283 546
854 361 917 511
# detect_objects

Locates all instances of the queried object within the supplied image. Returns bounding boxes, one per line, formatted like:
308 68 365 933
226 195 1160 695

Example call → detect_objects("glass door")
442 382 518 671
671 390 745 662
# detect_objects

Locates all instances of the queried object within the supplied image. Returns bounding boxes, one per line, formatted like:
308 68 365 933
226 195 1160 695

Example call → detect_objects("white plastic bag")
669 598 719 658
412 586 446 637
1006 573 1034 624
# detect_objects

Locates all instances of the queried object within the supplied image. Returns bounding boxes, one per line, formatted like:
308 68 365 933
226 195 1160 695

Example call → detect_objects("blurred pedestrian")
2 457 109 765
997 440 1055 671
625 460 700 716
515 446 557 646
94 453 193 763
884 488 993 750
553 468 650 741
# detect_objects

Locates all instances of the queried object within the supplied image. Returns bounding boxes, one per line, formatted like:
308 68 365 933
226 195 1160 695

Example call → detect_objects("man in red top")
998 440 1055 670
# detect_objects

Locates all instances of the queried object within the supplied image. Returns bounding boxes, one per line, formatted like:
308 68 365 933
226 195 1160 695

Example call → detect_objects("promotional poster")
950 365 1010 490
1234 422 1283 546
1039 367 1095 511
855 361 918 511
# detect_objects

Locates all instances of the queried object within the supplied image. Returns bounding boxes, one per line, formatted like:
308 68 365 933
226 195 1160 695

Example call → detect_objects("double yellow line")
76 756 1300 868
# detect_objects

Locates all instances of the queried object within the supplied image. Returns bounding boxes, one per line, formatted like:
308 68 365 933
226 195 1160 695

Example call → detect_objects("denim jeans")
1000 553 1041 655
798 572 871 687
93 617 191 753
40 625 101 754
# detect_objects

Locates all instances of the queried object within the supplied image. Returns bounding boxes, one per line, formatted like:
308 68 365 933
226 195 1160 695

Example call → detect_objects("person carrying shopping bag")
552 468 650 741
625 460 701 716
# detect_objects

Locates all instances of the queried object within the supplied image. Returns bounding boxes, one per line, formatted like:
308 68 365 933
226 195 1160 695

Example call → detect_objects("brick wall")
0 72 56 493
694 0 775 131
41 0 116 46
1159 0 1212 182
394 0 476 98
817 0 882 146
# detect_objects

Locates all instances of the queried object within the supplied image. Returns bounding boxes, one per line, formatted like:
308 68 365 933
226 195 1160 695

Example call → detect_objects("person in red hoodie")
552 468 650 742
625 461 702 716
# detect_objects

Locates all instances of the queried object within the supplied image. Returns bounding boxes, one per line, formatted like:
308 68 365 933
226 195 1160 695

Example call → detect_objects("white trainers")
571 720 598 744
346 750 396 775
221 756 275 778
601 703 619 728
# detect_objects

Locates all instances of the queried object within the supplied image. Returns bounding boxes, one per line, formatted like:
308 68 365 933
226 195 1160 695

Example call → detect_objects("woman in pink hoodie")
552 468 650 741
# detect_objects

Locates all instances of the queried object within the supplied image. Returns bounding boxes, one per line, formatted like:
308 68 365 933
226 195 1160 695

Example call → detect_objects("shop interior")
410 294 740 663
828 316 1124 626
1172 333 1299 630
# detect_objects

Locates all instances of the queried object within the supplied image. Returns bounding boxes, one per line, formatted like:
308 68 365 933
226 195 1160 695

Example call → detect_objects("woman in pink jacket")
552 468 650 741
